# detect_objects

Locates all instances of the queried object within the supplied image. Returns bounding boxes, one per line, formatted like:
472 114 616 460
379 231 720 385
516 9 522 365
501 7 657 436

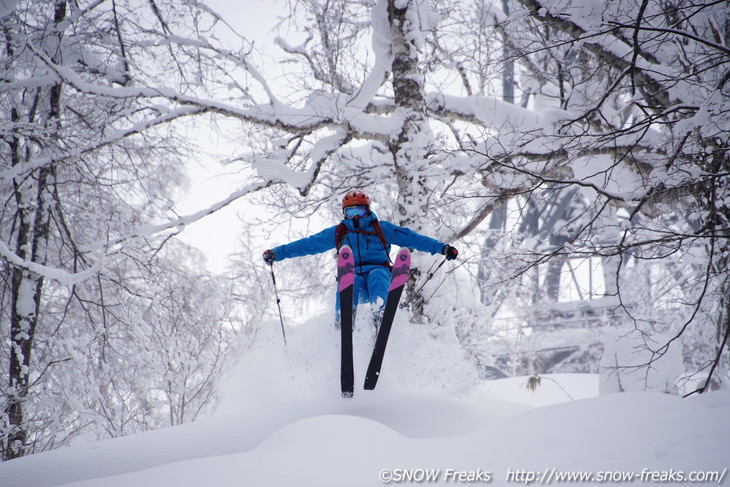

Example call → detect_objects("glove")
442 245 458 261
262 249 275 266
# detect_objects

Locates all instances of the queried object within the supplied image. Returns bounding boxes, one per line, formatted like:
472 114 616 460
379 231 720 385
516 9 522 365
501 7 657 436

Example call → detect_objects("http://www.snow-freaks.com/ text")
378 467 728 484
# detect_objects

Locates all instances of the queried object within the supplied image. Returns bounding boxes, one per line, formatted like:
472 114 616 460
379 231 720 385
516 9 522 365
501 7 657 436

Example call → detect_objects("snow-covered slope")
1 315 728 486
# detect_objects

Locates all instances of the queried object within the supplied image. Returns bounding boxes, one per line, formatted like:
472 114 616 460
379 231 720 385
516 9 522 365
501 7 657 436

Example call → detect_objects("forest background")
1 0 728 461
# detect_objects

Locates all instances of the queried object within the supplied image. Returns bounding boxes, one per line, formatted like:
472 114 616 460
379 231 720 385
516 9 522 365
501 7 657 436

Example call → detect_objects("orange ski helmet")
341 190 371 208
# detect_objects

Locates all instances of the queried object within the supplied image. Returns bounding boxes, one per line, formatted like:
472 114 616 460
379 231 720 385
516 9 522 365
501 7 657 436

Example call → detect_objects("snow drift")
0 312 727 486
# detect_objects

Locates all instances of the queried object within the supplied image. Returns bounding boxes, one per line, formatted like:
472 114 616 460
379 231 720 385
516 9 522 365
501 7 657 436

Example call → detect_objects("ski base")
337 245 355 398
364 248 410 390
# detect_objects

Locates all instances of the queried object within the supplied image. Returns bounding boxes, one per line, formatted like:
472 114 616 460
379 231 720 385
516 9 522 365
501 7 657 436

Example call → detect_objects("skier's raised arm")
379 221 458 260
262 226 337 264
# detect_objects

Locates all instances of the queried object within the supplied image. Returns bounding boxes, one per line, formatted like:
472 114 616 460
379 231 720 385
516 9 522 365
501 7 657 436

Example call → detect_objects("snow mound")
1 312 727 487
2 389 727 487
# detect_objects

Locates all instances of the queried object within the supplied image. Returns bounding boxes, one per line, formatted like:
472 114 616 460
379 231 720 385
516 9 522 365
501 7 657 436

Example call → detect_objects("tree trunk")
388 0 428 229
599 205 620 297
480 203 507 307
501 0 515 104
6 168 53 459
386 0 432 321
3 0 65 460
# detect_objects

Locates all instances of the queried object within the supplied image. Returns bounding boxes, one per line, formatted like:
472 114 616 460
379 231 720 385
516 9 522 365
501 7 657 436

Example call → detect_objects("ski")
364 248 411 390
337 245 355 398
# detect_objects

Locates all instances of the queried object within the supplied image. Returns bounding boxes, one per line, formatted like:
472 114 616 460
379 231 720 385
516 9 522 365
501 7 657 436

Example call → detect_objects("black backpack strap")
335 222 348 251
370 219 392 265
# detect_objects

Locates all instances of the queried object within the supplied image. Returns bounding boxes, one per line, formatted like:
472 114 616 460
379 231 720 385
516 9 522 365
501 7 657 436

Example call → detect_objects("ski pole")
268 263 287 346
414 257 448 296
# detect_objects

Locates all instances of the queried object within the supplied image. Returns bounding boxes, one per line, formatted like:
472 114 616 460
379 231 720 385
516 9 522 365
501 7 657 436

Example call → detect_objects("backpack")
335 219 392 268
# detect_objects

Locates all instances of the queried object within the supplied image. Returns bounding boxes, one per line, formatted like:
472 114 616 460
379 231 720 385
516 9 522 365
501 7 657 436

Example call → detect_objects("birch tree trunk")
388 0 429 229
386 0 434 321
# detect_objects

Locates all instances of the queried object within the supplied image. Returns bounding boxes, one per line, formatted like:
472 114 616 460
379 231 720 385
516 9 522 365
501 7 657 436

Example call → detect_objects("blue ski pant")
336 266 391 314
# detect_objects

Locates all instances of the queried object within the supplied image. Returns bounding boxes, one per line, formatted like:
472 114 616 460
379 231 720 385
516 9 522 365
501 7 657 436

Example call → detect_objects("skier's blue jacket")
271 212 445 273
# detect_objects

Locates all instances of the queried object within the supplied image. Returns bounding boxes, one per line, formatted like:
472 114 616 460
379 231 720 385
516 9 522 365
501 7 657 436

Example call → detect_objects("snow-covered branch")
93 180 275 255
0 239 103 285
515 0 676 109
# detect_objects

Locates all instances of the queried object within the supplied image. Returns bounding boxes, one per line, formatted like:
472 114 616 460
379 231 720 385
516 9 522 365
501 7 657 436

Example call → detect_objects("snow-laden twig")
0 239 104 286
87 180 275 255
0 105 207 183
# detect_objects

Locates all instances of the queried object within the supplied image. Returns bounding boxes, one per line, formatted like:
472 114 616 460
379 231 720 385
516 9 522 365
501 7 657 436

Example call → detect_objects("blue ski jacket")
271 212 445 273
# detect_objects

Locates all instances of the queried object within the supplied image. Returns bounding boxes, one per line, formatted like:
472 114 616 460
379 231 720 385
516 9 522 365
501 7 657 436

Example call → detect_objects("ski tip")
342 391 354 398
363 375 378 390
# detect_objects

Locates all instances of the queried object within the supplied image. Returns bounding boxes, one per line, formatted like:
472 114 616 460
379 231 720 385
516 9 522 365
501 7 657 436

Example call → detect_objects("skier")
262 190 458 329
